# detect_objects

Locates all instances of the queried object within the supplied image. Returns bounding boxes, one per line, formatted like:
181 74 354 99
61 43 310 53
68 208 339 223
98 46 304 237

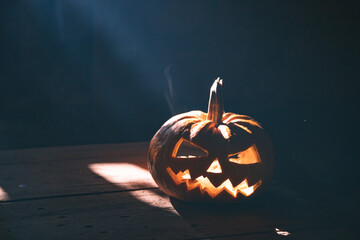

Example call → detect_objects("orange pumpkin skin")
148 79 274 202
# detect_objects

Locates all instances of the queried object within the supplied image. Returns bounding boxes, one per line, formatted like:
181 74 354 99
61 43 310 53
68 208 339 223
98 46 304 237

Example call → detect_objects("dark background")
1 0 359 225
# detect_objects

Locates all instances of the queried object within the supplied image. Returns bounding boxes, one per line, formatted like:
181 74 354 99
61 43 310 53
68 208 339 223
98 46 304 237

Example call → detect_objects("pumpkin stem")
207 78 224 125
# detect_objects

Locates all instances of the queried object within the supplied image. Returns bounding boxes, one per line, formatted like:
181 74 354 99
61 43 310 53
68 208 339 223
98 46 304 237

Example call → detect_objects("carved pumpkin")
148 78 274 202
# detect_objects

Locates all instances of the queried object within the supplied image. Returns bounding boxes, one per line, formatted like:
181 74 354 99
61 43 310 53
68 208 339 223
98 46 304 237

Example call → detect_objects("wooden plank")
0 188 345 240
0 189 201 240
0 142 150 165
0 143 151 201
0 143 351 239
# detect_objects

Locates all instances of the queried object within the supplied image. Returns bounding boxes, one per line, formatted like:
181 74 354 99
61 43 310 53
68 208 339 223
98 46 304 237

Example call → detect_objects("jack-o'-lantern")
148 78 274 202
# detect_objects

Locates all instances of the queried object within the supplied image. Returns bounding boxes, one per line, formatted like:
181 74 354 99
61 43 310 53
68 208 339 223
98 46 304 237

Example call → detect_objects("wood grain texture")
0 143 351 239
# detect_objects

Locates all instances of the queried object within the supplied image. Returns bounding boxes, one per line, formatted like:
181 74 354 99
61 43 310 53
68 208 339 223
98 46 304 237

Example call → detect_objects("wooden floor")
0 142 355 239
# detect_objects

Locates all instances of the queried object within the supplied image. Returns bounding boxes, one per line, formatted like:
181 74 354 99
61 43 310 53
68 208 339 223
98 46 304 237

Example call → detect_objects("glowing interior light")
177 155 197 158
172 138 208 158
206 159 222 173
228 145 261 164
181 170 191 179
167 168 262 198
239 180 261 196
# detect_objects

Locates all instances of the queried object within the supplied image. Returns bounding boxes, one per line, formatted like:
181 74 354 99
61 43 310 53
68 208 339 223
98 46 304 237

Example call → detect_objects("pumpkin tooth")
167 167 262 198
167 164 184 174
166 168 186 185
190 166 210 181
230 176 246 188
246 174 263 186
189 169 205 181
238 179 262 197
206 174 225 188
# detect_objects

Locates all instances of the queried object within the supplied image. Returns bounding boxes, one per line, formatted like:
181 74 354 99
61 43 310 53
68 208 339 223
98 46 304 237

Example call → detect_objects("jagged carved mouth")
167 167 262 198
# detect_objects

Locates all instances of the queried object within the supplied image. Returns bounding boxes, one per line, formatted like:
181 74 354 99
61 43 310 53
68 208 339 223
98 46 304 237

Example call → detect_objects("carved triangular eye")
228 145 260 164
172 138 208 158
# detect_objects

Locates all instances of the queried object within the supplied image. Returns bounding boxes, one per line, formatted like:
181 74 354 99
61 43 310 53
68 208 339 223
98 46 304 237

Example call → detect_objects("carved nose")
207 159 222 174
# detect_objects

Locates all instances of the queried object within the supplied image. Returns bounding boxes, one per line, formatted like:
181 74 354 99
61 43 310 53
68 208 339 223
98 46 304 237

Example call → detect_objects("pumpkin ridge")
232 122 253 134
225 115 262 129
190 121 214 139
